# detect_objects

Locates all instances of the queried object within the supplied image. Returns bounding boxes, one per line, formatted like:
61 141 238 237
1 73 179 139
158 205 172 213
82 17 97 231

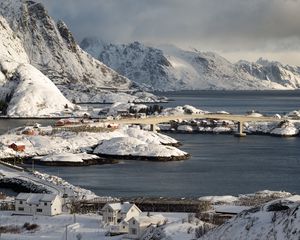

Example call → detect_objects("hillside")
0 14 75 117
0 0 158 103
201 196 300 240
81 38 300 91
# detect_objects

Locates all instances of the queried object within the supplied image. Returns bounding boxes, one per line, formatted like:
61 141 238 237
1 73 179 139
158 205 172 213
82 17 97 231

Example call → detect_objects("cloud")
39 0 300 64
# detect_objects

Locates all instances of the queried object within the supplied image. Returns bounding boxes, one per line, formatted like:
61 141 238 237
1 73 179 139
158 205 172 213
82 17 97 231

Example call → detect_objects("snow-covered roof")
129 214 165 227
103 202 140 214
16 193 59 204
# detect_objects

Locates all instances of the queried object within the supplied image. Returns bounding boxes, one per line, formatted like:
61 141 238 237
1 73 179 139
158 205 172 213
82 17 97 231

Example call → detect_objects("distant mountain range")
81 38 300 91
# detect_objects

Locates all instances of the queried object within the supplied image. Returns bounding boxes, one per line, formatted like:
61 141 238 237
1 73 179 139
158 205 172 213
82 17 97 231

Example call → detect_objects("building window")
132 220 136 224
130 228 137 235
44 202 47 206
18 207 24 211
37 209 42 213
19 200 23 204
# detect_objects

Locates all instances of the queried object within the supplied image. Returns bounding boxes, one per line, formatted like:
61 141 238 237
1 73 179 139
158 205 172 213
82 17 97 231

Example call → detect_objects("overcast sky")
39 0 300 65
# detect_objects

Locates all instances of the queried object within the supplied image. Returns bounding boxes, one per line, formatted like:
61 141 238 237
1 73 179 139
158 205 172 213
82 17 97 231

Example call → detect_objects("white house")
15 193 62 216
127 214 166 239
102 202 141 226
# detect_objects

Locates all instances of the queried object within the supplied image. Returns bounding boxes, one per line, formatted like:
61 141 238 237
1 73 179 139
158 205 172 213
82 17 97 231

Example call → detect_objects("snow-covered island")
0 124 189 164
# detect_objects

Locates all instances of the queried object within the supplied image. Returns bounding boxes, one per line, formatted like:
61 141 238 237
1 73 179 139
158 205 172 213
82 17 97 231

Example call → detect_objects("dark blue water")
2 91 300 197
33 133 300 197
156 90 300 115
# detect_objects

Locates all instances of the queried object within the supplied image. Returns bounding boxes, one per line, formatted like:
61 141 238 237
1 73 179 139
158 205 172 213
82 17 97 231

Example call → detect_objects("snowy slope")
81 38 300 91
0 0 132 90
0 15 76 117
201 196 300 240
0 0 161 104
6 64 75 117
0 0 160 110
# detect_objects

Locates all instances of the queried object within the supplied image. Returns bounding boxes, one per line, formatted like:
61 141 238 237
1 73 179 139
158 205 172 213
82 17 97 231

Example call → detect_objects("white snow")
198 195 238 204
36 153 99 163
270 121 299 136
6 64 75 117
82 39 300 91
201 196 300 240
93 136 187 158
0 125 183 160
177 125 194 132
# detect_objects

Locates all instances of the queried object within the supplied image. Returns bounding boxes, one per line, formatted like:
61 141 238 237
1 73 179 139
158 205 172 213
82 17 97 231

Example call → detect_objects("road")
106 113 283 125
0 162 74 197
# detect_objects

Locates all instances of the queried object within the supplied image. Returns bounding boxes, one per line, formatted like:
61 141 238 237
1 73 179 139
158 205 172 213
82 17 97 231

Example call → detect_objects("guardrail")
0 160 24 172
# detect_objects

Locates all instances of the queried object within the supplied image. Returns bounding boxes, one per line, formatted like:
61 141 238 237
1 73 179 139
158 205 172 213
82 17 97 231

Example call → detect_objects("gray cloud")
39 0 300 64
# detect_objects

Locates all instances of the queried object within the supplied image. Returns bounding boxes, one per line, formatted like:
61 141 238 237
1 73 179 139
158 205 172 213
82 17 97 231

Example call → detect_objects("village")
0 173 296 240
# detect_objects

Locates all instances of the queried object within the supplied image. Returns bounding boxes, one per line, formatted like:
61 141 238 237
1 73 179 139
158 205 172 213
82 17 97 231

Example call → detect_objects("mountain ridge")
81 38 300 91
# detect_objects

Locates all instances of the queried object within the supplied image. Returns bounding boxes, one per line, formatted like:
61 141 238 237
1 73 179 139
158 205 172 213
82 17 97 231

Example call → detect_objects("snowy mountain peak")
82 38 300 91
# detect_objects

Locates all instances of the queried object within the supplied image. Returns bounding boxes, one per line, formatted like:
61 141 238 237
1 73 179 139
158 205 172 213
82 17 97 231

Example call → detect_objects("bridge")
108 113 283 137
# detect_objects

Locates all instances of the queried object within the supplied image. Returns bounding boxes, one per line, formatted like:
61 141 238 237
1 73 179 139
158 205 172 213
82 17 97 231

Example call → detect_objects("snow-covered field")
0 191 299 240
0 212 189 240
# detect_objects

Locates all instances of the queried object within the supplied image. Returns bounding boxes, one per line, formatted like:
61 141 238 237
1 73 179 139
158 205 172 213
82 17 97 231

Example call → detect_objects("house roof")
129 214 165 227
16 193 59 204
103 202 141 214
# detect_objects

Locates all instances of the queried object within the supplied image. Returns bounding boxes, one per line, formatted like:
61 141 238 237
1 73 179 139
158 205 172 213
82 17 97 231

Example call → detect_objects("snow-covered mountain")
0 0 161 114
0 14 75 117
81 38 300 91
0 0 132 89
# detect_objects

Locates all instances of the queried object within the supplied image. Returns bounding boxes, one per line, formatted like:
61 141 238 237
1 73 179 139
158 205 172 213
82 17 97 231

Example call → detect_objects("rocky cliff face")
0 0 134 91
237 58 300 89
81 38 300 91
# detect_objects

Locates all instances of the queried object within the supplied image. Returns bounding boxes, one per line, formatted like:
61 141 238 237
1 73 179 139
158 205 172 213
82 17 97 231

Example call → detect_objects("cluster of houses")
12 192 166 239
102 202 166 239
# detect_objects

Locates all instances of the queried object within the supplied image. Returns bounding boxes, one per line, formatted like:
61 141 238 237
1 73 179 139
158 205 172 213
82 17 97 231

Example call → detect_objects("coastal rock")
93 136 189 161
270 121 299 136
200 196 300 240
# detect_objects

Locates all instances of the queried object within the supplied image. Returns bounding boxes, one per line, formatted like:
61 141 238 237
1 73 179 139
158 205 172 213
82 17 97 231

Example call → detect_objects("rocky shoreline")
94 153 191 162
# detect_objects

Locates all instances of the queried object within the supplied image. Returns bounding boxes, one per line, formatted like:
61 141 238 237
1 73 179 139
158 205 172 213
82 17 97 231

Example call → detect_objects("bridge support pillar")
234 121 246 137
150 124 156 132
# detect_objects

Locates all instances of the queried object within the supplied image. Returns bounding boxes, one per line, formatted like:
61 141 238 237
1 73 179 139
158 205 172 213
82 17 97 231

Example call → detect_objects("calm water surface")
1 91 300 197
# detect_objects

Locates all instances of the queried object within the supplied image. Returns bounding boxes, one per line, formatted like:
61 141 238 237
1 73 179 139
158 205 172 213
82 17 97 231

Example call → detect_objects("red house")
9 143 26 152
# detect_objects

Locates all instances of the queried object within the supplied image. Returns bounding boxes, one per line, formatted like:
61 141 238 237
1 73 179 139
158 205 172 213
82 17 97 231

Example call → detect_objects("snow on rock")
198 195 238 204
246 111 264 117
0 125 183 160
6 64 75 117
93 136 187 158
212 126 233 133
177 125 194 132
270 121 299 136
36 153 99 163
200 196 300 240
124 126 179 145
162 105 207 116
